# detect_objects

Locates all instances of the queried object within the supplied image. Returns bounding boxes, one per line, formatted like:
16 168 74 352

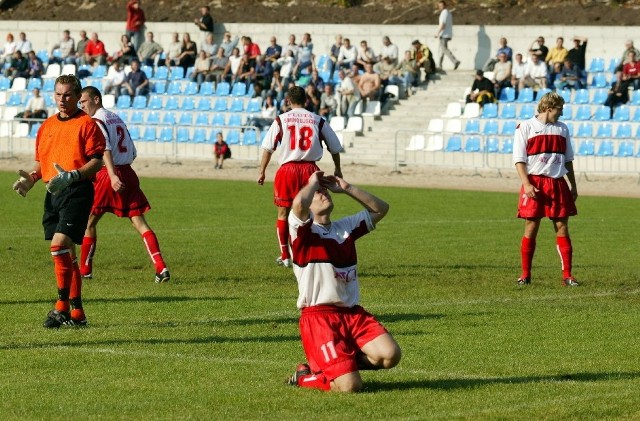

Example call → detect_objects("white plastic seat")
405 134 425 151
43 63 61 79
425 135 444 151
444 118 462 134
426 118 444 133
102 94 116 109
344 116 363 134
461 102 480 118
61 64 77 76
10 77 27 91
442 102 462 118
361 100 381 117
329 116 345 132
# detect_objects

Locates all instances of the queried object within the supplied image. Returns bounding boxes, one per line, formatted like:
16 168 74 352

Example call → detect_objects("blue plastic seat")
500 120 517 135
0 76 11 90
608 58 620 73
169 67 185 80
558 89 572 103
613 106 630 122
130 111 144 124
575 122 593 138
498 87 515 102
242 129 258 145
167 81 182 95
212 113 226 126
215 81 230 96
148 95 163 110
153 80 166 94
228 114 243 127
498 103 516 119
536 88 552 99
184 81 199 95
159 126 173 142
577 140 595 155
316 54 329 71
246 98 261 113
615 123 632 139
197 97 211 111
195 113 209 126
445 135 462 152
146 111 160 125
178 112 193 125
116 111 129 123
153 66 169 80
42 78 55 92
481 103 498 119
630 90 640 106
29 123 41 138
36 50 49 64
129 125 141 140
596 140 614 156
574 105 591 121
516 87 534 103
180 97 195 111
617 141 634 157
587 57 605 73
142 126 157 141
482 119 499 136
226 130 240 145
132 95 147 109
162 112 177 125
518 104 535 119
573 89 590 105
592 105 610 121
463 136 481 152
592 89 608 105
485 137 499 153
27 78 42 90
116 95 131 109
463 119 480 134
7 92 22 106
565 122 574 137
231 82 246 97
214 98 228 112
230 97 244 112
199 81 214 95
500 139 513 154
561 104 573 120
193 128 207 143
595 122 612 138
164 96 179 110
591 73 608 88
176 127 191 142
141 65 153 79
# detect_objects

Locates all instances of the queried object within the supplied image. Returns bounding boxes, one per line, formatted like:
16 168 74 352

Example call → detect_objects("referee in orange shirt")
12 74 106 328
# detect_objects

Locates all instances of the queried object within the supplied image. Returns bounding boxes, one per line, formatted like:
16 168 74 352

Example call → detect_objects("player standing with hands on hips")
12 74 106 328
285 171 401 392
257 86 343 268
78 86 170 283
513 92 579 287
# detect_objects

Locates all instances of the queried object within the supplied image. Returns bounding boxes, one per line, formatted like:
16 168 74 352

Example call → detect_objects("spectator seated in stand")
15 87 47 128
120 59 149 98
112 34 136 65
605 70 630 119
394 50 419 96
319 84 338 122
411 39 435 82
492 52 512 99
247 95 278 131
4 50 28 82
553 58 585 91
622 50 640 90
519 53 547 91
466 69 495 107
483 37 513 71
49 30 76 65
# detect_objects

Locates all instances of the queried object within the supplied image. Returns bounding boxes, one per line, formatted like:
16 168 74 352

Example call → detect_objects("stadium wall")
4 21 640 68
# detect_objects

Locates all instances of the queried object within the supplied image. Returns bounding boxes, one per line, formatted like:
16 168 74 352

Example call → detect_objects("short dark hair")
286 86 306 106
81 85 102 103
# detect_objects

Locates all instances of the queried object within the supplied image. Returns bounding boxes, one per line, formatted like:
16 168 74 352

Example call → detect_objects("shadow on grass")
378 313 445 323
365 371 640 392
0 295 231 306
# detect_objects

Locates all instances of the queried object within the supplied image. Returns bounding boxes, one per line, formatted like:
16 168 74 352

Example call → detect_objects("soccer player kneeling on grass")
513 91 579 287
286 171 401 392
78 86 170 283
12 74 106 328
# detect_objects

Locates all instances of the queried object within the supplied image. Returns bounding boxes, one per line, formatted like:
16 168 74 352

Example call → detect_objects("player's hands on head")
12 169 35 197
46 163 80 195
308 171 324 188
322 175 349 193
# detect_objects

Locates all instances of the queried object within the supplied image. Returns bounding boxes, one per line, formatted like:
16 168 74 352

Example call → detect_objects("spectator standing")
285 171 400 392
11 74 106 328
78 86 169 283
567 36 587 71
85 32 108 65
513 92 579 287
434 1 460 71
50 30 76 65
121 59 149 98
194 5 214 46
137 31 163 67
257 86 343 268
213 132 230 170
125 0 146 50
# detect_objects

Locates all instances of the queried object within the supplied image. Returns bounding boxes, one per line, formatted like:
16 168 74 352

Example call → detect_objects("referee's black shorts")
43 181 94 245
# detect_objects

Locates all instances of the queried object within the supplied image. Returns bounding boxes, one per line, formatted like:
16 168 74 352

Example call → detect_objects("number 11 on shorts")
320 341 338 362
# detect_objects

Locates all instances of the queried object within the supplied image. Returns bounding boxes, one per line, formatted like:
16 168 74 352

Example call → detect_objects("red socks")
556 236 573 278
276 219 290 260
142 230 167 273
520 237 536 279
296 372 331 391
51 245 73 312
80 236 96 276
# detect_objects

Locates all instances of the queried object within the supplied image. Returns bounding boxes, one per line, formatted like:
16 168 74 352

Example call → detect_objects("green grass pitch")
1 170 639 420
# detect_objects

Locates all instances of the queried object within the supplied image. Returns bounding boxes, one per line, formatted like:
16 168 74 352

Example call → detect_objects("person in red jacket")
126 0 146 50
84 32 108 65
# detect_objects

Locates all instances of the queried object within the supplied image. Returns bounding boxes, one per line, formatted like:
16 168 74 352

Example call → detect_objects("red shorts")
517 174 577 219
92 165 151 217
299 305 388 381
273 161 320 208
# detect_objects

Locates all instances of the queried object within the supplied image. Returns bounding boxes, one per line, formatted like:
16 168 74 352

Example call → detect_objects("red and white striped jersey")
93 107 137 166
513 116 573 178
261 107 342 165
289 209 375 309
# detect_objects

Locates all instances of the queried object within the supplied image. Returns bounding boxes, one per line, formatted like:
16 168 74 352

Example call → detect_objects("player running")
257 86 343 268
78 86 170 283
513 91 579 287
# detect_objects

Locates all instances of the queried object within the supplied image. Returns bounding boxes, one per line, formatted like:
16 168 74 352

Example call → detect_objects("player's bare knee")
333 376 362 393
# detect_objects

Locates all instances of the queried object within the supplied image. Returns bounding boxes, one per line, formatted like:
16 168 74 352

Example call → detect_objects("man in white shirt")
378 36 399 65
18 87 47 127
16 32 32 55
434 0 460 70
337 38 357 71
519 53 548 91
